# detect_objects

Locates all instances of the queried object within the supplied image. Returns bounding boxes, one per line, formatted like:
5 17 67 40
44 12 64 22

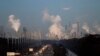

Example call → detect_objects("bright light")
29 48 33 52
7 52 20 56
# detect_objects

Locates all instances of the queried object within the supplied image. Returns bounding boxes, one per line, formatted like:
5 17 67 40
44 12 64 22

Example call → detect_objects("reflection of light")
34 44 51 55
29 48 33 52
38 45 48 53
7 52 20 56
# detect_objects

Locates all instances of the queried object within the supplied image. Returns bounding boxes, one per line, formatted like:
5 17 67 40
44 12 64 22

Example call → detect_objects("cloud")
63 8 70 11
50 15 61 24
43 9 61 23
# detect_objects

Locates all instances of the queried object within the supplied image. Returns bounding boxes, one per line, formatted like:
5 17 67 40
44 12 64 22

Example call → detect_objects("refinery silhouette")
0 21 100 56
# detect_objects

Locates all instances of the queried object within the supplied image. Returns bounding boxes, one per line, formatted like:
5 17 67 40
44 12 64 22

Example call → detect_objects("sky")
0 0 100 31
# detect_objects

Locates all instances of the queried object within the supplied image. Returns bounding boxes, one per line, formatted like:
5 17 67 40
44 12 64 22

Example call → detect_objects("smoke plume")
94 25 100 33
8 15 21 32
82 23 90 33
49 15 64 39
70 23 78 34
43 9 65 39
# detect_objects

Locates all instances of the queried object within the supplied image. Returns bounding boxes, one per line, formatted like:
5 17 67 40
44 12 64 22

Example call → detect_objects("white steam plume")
49 15 64 39
94 25 100 32
70 23 78 34
8 15 21 32
50 15 61 23
43 9 65 39
82 23 90 33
